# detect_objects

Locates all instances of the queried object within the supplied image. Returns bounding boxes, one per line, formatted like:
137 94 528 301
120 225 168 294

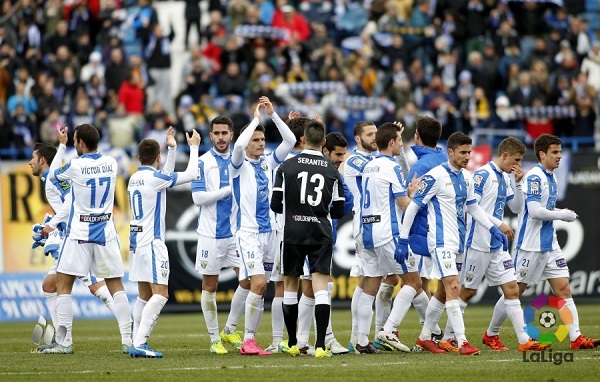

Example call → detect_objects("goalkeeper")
29 142 117 351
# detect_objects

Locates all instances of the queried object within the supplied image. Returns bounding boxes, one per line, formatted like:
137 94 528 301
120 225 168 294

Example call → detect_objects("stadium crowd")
1 0 599 158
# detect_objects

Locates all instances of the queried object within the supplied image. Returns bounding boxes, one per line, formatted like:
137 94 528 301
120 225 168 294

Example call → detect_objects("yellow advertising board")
1 162 132 272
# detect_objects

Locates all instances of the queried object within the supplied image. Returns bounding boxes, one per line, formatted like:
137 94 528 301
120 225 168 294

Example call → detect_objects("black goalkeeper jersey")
270 149 345 245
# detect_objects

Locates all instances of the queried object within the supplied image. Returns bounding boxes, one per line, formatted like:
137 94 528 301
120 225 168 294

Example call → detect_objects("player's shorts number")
298 171 324 206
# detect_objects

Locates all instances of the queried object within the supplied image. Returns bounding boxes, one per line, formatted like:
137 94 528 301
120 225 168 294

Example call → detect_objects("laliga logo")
524 294 573 344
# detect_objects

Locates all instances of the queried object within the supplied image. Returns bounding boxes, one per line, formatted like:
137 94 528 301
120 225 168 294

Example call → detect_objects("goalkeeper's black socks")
314 303 330 350
282 303 298 346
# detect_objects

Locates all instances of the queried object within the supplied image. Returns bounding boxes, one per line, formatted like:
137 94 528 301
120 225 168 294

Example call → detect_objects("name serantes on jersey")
81 164 114 175
297 157 328 167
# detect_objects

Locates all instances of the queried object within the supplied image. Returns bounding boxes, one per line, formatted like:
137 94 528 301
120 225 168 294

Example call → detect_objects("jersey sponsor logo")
555 258 567 268
80 213 111 223
503 259 514 270
417 181 428 194
130 225 143 232
292 215 319 223
362 215 381 224
349 156 367 169
531 181 540 194
473 174 483 187
77 240 106 245
264 262 273 272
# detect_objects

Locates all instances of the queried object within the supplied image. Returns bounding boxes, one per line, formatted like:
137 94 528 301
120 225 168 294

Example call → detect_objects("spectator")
117 71 145 115
80 51 105 84
525 97 554 139
105 47 130 95
10 103 35 149
145 23 174 115
581 41 600 92
271 5 311 46
184 0 202 50
86 73 107 111
7 82 37 115
509 71 542 107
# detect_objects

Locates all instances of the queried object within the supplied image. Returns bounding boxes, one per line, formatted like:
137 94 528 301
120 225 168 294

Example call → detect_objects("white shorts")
431 248 460 280
416 254 433 279
349 236 364 277
270 230 284 282
514 248 569 285
461 247 516 289
56 237 124 279
195 235 238 275
129 239 170 285
236 230 276 281
363 240 419 277
48 259 102 287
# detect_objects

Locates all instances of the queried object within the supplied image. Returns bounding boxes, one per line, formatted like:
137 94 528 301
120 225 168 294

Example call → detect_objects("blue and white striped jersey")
412 163 478 254
343 150 374 239
516 164 559 252
360 155 407 249
466 162 516 252
52 152 118 243
41 168 71 230
191 148 237 239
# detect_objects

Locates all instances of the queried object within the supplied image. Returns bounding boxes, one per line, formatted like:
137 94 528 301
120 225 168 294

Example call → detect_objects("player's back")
63 153 118 242
193 150 236 239
515 164 559 252
128 166 174 249
466 162 513 252
42 168 71 218
279 150 341 245
344 150 373 238
361 155 405 249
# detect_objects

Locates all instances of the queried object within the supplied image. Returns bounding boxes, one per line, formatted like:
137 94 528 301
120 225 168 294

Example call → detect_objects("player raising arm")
127 127 201 358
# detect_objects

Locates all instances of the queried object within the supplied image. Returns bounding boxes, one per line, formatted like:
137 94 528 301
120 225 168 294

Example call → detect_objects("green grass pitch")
1 305 599 381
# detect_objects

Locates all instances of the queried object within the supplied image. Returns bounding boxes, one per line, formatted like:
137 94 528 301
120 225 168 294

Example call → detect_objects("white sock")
562 298 581 341
413 291 441 335
357 293 374 346
487 295 507 336
133 294 167 347
113 291 133 346
258 297 265 333
271 296 284 345
201 291 219 343
383 285 416 333
132 297 147 340
56 294 73 347
93 285 115 316
297 294 315 345
446 299 467 346
44 292 58 329
504 298 530 344
442 298 467 341
419 296 445 341
325 282 335 342
350 285 362 345
375 283 394 332
224 286 249 334
244 292 262 341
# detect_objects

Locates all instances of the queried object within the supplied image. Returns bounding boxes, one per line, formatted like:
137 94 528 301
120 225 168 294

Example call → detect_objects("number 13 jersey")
272 149 344 245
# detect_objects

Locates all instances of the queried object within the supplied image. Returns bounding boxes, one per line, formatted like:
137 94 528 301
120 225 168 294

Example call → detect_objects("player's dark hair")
447 132 472 150
534 134 562 160
287 117 311 147
415 115 442 148
497 137 526 156
353 121 376 137
138 139 161 165
376 122 401 150
74 124 100 151
210 115 233 131
240 123 265 135
304 120 326 147
33 142 57 164
324 132 347 152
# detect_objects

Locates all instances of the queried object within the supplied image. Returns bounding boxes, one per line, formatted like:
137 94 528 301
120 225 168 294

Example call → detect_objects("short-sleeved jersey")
515 164 559 252
344 150 373 238
412 163 477 254
191 149 236 239
273 149 344 245
361 155 407 249
53 153 118 243
231 152 282 233
41 168 71 230
128 166 180 249
466 162 515 252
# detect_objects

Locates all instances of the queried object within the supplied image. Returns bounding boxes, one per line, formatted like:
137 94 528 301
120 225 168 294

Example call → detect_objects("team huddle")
28 96 599 358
